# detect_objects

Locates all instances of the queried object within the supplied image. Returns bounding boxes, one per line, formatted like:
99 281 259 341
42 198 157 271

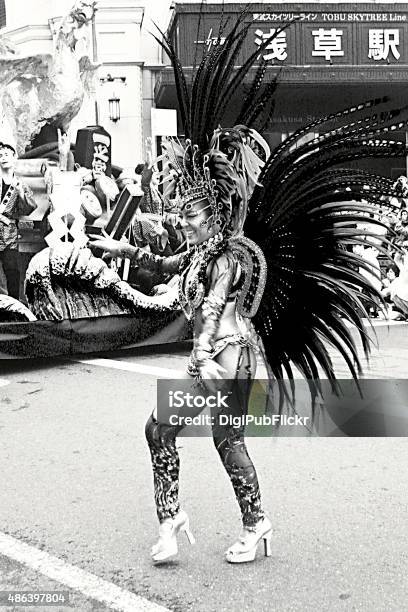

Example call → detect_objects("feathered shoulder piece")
227 234 267 318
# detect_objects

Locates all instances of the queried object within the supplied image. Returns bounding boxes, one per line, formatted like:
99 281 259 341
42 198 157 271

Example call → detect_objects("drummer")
0 141 37 299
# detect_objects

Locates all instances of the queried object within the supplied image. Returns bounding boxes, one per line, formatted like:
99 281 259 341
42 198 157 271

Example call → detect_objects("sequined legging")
145 341 265 528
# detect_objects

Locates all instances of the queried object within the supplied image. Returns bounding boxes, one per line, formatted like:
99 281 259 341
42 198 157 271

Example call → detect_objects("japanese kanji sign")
357 23 406 64
254 28 288 61
311 28 345 61
368 29 401 60
175 5 408 69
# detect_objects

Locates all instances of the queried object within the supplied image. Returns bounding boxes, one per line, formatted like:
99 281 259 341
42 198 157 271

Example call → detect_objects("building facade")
155 1 408 178
0 0 5 28
2 1 407 175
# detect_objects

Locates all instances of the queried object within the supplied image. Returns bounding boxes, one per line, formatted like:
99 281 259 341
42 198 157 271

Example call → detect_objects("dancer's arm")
118 243 183 274
88 233 183 274
193 252 237 375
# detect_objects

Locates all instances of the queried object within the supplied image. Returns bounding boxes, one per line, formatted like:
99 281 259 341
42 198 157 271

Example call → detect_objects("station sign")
173 4 408 67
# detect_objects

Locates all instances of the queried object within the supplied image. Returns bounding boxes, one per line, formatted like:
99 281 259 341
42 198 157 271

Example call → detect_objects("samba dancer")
90 131 271 563
90 14 408 564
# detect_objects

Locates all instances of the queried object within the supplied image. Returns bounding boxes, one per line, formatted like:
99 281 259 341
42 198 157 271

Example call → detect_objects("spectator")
390 175 408 210
130 142 185 293
394 209 408 248
0 141 37 299
134 137 164 215
382 265 398 291
381 266 399 316
381 252 408 320
354 244 382 317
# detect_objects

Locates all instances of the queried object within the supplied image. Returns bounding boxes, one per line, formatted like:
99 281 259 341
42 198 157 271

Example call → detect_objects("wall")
71 1 145 168
0 0 5 28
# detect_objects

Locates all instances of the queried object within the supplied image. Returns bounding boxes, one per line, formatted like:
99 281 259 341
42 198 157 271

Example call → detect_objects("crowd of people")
374 176 408 320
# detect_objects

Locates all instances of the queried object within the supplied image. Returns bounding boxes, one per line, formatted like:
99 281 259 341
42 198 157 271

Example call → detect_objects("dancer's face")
180 198 218 245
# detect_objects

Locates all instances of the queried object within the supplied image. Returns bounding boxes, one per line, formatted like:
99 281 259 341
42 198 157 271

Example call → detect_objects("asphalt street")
0 322 407 612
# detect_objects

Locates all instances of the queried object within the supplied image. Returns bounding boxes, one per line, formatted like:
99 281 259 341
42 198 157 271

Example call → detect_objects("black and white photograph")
1 0 408 610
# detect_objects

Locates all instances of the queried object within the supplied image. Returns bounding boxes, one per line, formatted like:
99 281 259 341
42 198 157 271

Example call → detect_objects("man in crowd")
394 209 408 249
381 252 408 320
0 141 37 299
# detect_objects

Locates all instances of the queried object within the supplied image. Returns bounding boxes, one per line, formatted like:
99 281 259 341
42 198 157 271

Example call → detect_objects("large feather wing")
245 100 406 403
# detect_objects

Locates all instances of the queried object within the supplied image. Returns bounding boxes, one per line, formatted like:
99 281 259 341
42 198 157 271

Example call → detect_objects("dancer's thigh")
151 369 204 421
213 343 257 379
151 345 257 422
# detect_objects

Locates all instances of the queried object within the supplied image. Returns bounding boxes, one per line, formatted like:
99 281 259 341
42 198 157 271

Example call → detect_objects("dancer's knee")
145 414 178 448
145 415 157 446
212 426 255 471
212 425 227 453
213 426 241 462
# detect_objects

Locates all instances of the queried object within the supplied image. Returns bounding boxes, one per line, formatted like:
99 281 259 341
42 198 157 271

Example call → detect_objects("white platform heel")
225 516 272 563
151 510 195 562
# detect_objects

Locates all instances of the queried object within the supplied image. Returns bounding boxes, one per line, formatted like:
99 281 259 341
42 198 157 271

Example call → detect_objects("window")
0 0 6 29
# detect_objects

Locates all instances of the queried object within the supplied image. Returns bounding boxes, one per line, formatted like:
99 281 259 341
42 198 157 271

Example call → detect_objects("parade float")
0 1 187 358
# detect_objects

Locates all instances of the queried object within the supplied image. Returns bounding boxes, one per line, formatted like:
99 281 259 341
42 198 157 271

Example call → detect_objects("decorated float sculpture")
0 1 187 357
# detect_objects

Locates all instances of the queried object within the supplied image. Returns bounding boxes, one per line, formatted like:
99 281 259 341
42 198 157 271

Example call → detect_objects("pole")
406 131 408 179
92 9 99 125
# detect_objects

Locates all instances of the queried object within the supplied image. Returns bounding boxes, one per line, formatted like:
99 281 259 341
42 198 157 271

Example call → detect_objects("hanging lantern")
109 97 120 122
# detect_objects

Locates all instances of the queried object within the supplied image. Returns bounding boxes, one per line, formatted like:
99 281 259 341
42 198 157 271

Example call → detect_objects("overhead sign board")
173 3 408 68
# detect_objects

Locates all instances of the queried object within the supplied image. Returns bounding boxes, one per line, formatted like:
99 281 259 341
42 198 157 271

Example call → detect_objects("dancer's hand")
199 359 226 381
198 360 227 395
88 229 123 258
151 284 169 296
164 212 180 227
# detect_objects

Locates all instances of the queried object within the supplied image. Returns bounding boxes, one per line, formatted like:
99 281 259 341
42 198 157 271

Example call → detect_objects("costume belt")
187 333 258 378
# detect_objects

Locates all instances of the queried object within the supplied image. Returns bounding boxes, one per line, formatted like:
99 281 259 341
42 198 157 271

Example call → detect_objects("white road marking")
0 532 169 612
77 357 271 379
0 379 10 388
76 358 186 378
345 319 408 328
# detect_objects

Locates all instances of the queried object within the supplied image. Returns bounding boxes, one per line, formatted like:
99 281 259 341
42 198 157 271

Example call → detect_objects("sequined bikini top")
178 232 267 321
